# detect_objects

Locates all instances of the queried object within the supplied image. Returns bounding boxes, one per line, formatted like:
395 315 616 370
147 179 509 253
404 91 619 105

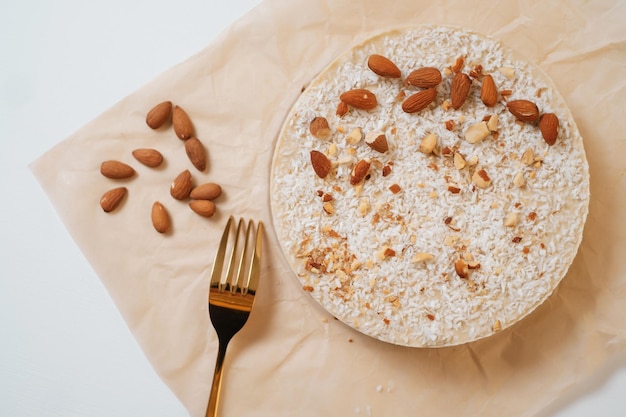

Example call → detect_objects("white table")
1 1 624 416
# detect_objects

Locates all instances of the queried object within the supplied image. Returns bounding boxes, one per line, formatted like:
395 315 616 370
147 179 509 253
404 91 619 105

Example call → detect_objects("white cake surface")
270 25 589 347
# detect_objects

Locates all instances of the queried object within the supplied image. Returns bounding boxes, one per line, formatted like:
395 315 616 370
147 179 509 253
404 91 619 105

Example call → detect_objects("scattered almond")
513 172 526 188
464 121 490 144
419 133 437 155
310 116 331 139
402 88 437 113
450 72 472 110
507 100 540 123
100 160 136 179
189 183 222 200
472 169 491 188
310 150 332 179
172 105 194 140
189 200 216 217
365 131 389 153
322 201 334 215
100 187 127 213
146 101 172 129
539 113 559 146
447 185 461 194
184 137 206 171
480 74 498 107
170 169 193 200
132 148 163 168
389 183 401 194
151 201 170 233
340 89 378 110
367 54 402 78
406 67 442 88
350 159 371 185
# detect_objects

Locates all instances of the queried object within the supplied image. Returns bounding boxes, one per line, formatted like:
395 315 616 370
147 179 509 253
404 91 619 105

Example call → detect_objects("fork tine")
242 220 263 296
226 218 245 294
209 216 234 292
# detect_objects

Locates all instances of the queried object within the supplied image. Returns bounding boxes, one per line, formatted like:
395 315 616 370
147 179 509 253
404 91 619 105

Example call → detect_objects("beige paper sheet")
31 0 626 416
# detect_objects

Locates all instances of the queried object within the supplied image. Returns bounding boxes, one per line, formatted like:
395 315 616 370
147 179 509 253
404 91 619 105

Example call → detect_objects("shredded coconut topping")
270 25 589 347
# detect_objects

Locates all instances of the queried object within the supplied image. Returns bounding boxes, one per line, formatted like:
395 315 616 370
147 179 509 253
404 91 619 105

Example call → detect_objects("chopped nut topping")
527 211 537 221
389 183 402 194
465 121 491 144
472 169 491 188
346 127 363 145
453 152 466 170
303 285 314 292
382 164 392 177
411 252 434 263
445 119 455 131
426 314 435 321
499 67 515 79
493 320 502 332
512 236 522 243
513 172 526 188
336 101 349 117
454 259 469 279
442 99 452 111
447 185 461 194
467 155 479 166
451 56 465 73
503 213 519 227
419 133 437 155
310 117 331 139
486 114 499 132
323 202 334 214
521 148 534 165
322 193 333 202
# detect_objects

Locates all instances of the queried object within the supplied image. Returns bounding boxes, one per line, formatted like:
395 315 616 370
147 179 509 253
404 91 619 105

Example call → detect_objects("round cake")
270 25 589 347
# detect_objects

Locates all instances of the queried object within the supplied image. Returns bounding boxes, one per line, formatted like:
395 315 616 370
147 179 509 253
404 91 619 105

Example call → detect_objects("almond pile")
98 101 223 234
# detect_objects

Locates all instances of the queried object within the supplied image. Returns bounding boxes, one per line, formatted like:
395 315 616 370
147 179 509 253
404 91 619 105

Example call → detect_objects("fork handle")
206 341 228 417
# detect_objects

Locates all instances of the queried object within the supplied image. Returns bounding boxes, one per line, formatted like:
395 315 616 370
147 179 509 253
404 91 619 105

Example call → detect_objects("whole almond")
480 74 498 107
310 150 331 179
309 117 331 139
190 183 222 200
367 54 402 78
172 105 194 140
184 137 206 171
402 88 437 113
450 72 472 110
132 148 163 168
339 89 378 110
406 67 442 88
507 100 540 123
539 113 559 146
170 169 193 200
189 200 216 218
146 101 172 129
100 187 127 213
151 201 170 233
350 159 371 185
365 131 389 153
100 160 135 179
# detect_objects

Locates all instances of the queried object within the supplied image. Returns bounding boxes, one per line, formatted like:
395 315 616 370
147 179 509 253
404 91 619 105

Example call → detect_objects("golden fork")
205 216 263 417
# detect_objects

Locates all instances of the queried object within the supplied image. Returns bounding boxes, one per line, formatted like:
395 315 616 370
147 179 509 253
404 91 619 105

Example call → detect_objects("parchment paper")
31 0 626 416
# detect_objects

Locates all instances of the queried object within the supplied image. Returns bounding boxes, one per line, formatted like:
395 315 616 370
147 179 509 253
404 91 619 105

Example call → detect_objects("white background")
1 1 624 416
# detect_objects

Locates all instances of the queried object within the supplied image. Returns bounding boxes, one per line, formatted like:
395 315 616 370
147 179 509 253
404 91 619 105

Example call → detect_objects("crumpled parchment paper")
31 0 626 416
